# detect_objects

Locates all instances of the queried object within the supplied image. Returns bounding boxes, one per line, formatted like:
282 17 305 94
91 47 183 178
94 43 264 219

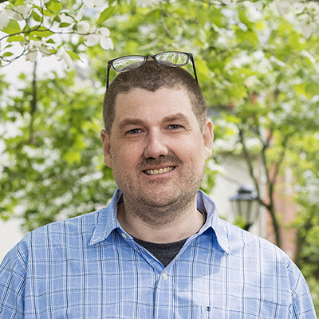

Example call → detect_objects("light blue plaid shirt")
0 189 316 318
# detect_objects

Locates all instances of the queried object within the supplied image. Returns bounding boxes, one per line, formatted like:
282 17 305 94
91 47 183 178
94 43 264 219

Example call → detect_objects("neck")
117 196 204 243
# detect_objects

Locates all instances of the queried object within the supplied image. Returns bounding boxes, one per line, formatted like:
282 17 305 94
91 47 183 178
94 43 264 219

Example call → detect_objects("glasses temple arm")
190 56 199 84
106 64 111 89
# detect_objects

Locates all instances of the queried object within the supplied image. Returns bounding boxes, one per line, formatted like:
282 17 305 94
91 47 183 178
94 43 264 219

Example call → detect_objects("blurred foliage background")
1 0 319 314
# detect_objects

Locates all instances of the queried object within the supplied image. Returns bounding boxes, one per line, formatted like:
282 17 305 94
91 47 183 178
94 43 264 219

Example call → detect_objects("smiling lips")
144 166 175 175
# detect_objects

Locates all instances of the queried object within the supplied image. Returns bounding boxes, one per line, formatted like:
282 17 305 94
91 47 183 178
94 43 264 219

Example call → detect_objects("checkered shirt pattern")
0 189 316 318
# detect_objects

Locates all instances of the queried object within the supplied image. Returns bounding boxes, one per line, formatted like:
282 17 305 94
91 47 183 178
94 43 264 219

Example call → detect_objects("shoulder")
220 218 310 289
1 208 107 270
219 217 288 260
220 219 316 316
28 208 103 240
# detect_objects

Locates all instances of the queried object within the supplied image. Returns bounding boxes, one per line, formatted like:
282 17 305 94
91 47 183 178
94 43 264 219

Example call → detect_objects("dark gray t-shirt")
133 237 187 267
133 210 206 267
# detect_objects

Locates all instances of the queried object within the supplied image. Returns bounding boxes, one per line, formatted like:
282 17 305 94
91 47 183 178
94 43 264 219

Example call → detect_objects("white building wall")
210 155 266 238
0 218 25 262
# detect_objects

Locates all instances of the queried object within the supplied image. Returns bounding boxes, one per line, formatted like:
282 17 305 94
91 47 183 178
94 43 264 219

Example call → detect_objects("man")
0 52 316 318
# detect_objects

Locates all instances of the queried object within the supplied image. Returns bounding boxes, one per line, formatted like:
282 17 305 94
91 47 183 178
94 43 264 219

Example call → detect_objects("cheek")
112 147 140 170
179 137 204 156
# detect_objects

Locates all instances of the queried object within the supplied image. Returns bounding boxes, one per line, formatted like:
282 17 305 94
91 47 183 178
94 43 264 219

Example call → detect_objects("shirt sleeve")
287 259 317 319
0 244 27 319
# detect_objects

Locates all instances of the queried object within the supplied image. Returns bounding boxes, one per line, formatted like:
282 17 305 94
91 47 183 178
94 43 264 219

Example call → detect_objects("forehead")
113 87 194 121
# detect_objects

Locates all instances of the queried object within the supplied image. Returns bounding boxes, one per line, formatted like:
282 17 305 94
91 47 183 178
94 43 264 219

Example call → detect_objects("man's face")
101 87 213 211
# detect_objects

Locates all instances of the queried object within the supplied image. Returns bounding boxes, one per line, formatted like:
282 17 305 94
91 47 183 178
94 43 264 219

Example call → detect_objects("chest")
23 242 291 319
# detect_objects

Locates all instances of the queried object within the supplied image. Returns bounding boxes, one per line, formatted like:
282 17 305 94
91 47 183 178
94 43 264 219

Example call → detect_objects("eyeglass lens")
113 56 145 72
113 52 189 72
156 52 188 66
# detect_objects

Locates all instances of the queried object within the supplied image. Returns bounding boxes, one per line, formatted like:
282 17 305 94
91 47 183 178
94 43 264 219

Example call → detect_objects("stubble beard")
114 155 206 226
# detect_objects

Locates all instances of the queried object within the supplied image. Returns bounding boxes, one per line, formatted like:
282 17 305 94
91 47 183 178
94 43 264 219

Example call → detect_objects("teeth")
145 167 174 175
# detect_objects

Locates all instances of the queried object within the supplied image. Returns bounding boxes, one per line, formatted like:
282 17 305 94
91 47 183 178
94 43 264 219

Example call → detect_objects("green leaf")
30 26 54 37
2 52 14 57
195 28 207 44
208 7 223 28
195 6 209 26
306 83 319 98
196 58 211 82
29 36 40 41
294 83 306 97
7 35 25 42
238 8 254 30
59 23 71 28
46 0 63 13
66 51 81 61
32 4 52 16
235 29 259 47
46 39 55 44
288 33 303 51
63 150 81 164
43 9 52 16
24 23 31 32
172 8 187 16
54 15 61 23
2 19 22 34
13 0 26 5
31 11 43 22
98 6 116 24
146 8 160 21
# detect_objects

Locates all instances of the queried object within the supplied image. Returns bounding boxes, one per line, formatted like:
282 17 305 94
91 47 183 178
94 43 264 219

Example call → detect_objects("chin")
140 192 180 208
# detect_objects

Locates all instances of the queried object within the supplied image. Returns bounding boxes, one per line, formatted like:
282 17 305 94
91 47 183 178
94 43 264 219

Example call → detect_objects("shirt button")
122 233 127 239
162 272 168 280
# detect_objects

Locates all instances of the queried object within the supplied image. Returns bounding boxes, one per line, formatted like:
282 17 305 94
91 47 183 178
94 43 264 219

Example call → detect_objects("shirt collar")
89 189 229 254
89 189 123 246
196 190 230 254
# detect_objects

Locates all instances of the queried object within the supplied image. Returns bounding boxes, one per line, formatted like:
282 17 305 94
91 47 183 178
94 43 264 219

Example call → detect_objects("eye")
126 128 141 135
168 124 182 130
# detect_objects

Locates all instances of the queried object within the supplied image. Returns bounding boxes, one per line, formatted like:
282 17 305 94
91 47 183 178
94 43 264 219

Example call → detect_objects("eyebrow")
118 118 145 131
162 113 191 125
118 113 191 130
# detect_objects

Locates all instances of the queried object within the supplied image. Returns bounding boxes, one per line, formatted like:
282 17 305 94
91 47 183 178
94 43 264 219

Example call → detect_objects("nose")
143 131 169 159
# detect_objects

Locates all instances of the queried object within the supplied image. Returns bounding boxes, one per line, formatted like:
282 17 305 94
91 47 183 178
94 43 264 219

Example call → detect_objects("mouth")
144 166 175 176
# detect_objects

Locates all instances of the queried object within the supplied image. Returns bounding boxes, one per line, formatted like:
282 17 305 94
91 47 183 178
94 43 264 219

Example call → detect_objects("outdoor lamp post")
229 186 260 231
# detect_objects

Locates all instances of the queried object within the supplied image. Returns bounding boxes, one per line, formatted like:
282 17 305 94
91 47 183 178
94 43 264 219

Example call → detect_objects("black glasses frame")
106 51 198 89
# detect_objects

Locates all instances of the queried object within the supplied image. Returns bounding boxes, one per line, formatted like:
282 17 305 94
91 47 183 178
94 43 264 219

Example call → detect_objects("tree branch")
238 125 269 210
265 126 273 149
259 127 271 187
239 122 282 247
29 61 37 144
258 125 283 247
0 43 28 67
160 10 174 39
270 136 289 186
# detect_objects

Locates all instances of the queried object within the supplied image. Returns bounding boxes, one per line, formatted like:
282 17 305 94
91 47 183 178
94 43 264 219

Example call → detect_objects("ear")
202 119 214 160
100 129 113 168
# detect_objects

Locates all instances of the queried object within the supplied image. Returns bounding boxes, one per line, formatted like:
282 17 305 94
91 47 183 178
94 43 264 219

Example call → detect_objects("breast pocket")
173 306 213 319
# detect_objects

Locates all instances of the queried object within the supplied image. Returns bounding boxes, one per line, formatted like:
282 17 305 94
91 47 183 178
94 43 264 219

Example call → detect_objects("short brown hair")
103 60 207 135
